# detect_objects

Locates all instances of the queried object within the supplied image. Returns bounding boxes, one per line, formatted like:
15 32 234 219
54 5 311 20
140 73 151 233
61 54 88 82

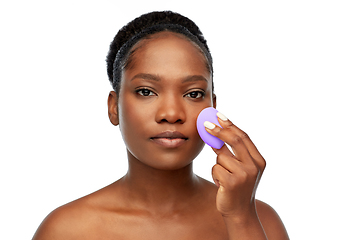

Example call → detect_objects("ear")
212 93 217 109
108 91 119 126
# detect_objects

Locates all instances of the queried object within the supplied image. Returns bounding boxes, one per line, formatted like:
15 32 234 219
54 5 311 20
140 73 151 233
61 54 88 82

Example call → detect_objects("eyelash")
184 90 205 99
136 88 156 97
135 88 205 99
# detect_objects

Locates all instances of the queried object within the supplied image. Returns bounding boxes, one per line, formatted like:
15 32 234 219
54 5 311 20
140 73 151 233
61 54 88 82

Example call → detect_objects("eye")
185 91 205 99
136 88 156 97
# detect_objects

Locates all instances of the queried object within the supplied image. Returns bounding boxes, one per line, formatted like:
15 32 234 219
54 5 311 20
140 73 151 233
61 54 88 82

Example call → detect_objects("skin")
32 32 289 240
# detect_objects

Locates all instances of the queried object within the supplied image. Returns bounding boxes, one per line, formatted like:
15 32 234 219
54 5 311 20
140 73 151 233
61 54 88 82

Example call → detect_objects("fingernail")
216 112 228 121
204 121 216 130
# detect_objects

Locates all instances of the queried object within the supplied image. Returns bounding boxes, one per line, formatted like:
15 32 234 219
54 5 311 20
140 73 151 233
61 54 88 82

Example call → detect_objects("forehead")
123 31 211 81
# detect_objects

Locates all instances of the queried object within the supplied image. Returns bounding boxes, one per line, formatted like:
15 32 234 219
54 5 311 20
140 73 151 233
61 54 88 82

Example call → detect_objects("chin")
128 141 205 171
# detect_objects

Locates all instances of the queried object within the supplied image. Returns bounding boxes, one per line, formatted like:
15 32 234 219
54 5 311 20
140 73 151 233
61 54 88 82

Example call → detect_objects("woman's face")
115 31 215 170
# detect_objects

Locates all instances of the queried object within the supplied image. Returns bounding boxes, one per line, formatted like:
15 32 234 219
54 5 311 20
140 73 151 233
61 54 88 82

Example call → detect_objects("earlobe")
107 91 119 126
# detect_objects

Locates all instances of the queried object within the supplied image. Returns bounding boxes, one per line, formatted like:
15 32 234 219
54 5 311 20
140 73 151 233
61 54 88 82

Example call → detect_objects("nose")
155 95 186 124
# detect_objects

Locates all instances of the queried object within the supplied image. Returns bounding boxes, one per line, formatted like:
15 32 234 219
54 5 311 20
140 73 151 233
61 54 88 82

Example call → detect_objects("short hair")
106 11 213 94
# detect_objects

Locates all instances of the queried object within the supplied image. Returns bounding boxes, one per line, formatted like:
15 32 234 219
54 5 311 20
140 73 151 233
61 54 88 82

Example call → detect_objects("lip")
150 131 188 148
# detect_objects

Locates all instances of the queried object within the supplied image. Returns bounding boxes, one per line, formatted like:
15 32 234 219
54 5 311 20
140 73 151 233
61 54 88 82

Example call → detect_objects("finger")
212 143 249 177
217 112 263 159
205 121 253 165
215 152 243 174
212 163 231 188
212 141 234 158
217 113 266 172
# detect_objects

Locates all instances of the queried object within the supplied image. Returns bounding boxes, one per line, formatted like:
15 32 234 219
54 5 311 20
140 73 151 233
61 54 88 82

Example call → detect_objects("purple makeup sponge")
196 107 224 149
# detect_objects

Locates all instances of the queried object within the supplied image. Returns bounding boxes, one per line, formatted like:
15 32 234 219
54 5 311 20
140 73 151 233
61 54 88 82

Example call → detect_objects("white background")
1 1 359 239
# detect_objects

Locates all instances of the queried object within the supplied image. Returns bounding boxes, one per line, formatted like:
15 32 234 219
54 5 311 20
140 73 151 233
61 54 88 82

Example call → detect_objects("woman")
33 11 289 239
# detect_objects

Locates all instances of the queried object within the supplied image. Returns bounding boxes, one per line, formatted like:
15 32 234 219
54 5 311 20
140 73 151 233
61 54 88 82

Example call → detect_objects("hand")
204 112 266 219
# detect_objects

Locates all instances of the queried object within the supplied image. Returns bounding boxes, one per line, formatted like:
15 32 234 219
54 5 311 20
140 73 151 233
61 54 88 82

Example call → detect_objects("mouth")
150 131 188 148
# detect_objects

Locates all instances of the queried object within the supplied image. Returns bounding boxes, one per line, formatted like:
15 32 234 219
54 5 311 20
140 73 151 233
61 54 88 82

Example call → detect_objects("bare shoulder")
32 199 91 240
255 200 290 240
32 181 119 240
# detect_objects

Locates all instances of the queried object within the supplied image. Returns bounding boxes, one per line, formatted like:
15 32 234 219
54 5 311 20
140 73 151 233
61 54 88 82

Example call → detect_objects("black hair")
106 11 213 94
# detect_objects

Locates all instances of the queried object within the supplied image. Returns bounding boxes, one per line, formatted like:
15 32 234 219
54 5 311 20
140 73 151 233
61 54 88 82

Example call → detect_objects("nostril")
155 105 186 124
159 118 183 124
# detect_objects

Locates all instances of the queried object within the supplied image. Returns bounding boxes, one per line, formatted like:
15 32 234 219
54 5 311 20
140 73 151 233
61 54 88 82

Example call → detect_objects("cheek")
118 96 153 141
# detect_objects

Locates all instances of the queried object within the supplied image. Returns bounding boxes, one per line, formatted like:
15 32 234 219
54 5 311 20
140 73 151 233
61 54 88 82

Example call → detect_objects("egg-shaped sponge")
196 107 224 149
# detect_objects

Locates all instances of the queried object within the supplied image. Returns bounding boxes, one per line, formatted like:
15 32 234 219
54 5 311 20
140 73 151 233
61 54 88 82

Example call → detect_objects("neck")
120 150 201 213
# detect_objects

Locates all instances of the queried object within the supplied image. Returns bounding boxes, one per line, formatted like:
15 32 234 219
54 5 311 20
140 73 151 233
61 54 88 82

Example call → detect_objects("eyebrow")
130 73 208 83
182 75 208 83
130 73 161 82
